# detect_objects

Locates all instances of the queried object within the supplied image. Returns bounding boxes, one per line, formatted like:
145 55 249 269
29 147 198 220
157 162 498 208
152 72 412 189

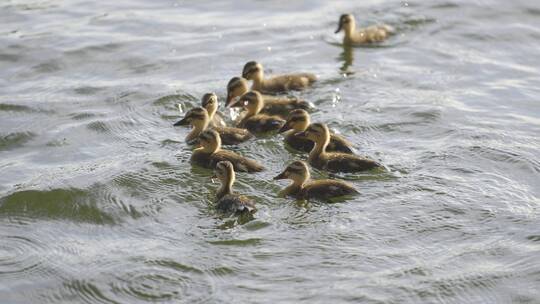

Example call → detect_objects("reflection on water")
1 0 540 303
339 45 355 75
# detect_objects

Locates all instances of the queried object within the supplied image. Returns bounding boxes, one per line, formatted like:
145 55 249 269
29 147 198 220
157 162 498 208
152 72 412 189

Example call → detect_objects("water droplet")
332 88 342 107
267 46 272 52
177 104 183 113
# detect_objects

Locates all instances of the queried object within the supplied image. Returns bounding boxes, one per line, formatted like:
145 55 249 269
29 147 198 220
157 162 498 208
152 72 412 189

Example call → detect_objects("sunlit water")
1 0 540 303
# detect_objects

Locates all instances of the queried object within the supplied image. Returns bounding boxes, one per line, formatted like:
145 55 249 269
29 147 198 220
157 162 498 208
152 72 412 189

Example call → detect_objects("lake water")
1 0 540 303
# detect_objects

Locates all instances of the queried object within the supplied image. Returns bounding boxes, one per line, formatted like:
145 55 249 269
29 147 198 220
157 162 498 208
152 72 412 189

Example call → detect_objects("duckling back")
216 194 256 215
301 179 358 200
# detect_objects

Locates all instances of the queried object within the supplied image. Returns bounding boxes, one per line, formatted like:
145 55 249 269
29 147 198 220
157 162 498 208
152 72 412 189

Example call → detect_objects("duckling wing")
214 126 253 145
191 151 212 168
245 115 285 133
212 150 265 172
285 132 314 153
210 113 227 128
302 180 358 199
216 194 256 215
328 134 354 154
363 25 392 43
262 97 312 116
265 73 317 92
324 153 381 172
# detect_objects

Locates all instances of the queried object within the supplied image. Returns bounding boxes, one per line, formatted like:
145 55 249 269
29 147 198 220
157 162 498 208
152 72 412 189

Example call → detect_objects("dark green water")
1 0 540 303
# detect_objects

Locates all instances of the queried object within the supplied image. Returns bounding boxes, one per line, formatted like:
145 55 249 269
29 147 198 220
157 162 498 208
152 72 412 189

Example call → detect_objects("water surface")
1 0 540 303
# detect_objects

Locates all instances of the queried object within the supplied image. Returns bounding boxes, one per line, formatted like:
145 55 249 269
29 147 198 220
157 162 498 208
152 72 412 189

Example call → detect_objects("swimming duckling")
173 107 252 145
201 93 226 127
242 61 317 94
335 14 393 45
278 109 354 154
298 123 382 173
274 161 358 200
212 161 256 215
236 91 285 133
191 129 264 172
226 77 311 115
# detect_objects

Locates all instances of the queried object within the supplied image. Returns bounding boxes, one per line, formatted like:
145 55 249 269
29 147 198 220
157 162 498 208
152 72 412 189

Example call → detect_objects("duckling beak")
225 93 234 107
173 117 189 126
335 23 343 34
278 122 291 133
295 131 307 137
273 171 287 180
241 70 249 79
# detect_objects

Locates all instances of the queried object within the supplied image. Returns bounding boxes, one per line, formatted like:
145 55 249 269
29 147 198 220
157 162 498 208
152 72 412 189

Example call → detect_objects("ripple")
0 131 36 151
208 238 262 246
0 188 116 224
0 235 48 280
63 280 118 304
110 261 214 303
0 103 35 112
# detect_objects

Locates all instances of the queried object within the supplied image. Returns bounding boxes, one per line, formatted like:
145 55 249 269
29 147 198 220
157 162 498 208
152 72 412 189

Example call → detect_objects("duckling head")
214 160 235 190
335 14 355 34
226 77 249 107
201 93 218 117
279 109 311 133
173 106 209 129
295 122 329 143
240 91 264 116
242 61 263 81
274 161 310 185
198 129 221 153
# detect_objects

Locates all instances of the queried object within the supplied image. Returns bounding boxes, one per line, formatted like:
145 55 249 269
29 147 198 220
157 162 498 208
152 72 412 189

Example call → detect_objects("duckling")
173 107 252 145
298 123 382 173
236 91 285 133
274 161 358 200
191 129 264 172
242 61 317 94
201 92 226 127
335 14 393 45
226 77 311 115
212 161 256 215
278 109 354 154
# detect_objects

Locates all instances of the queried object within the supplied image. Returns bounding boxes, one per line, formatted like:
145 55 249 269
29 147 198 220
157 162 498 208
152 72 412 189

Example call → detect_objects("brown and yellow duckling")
274 161 358 200
226 77 311 115
212 161 256 215
191 129 264 173
236 91 285 133
298 123 382 173
278 109 354 154
335 14 393 45
201 92 226 127
173 107 253 145
242 61 317 94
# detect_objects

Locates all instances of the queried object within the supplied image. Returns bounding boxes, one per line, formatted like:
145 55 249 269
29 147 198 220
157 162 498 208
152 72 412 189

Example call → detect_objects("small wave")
109 261 215 303
0 131 36 151
0 188 116 225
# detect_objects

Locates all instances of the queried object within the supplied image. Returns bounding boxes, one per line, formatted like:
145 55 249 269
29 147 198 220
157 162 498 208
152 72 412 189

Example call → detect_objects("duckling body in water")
213 161 256 215
274 161 358 200
191 129 264 173
335 14 393 45
236 91 285 133
226 77 311 115
242 61 317 94
173 107 252 145
298 123 382 173
279 109 354 154
201 93 226 128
